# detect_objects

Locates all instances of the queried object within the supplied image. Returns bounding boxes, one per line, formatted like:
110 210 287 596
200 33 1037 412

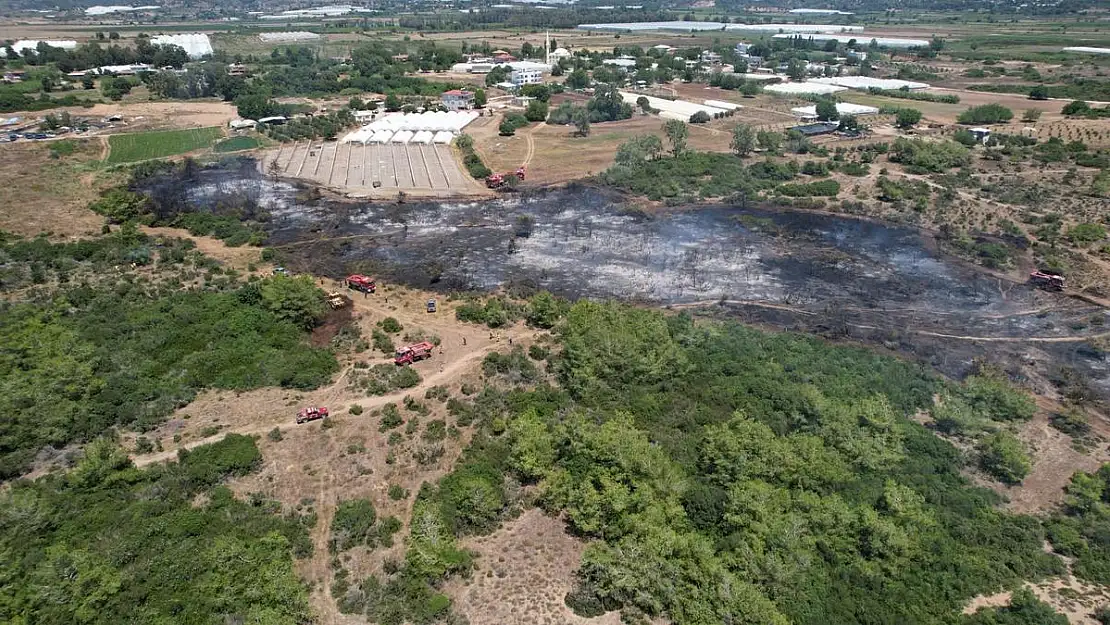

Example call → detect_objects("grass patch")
214 135 262 153
107 127 223 163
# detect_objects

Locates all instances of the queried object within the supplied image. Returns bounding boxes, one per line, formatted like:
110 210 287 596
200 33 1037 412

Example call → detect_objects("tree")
81 73 95 90
566 68 589 90
839 114 860 131
978 431 1031 485
1062 100 1090 116
730 124 755 158
260 275 327 331
526 291 567 329
895 107 923 129
953 128 978 146
1028 85 1049 100
485 65 510 87
815 99 839 122
473 88 487 108
1022 108 1042 122
235 94 280 120
957 104 1013 124
757 130 782 154
615 134 663 167
689 110 711 124
786 59 806 81
573 107 591 137
385 92 401 112
636 96 652 114
499 118 517 136
524 100 548 122
664 119 688 157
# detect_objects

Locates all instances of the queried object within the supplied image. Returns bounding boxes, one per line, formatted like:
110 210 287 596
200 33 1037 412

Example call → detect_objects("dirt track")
132 285 534 468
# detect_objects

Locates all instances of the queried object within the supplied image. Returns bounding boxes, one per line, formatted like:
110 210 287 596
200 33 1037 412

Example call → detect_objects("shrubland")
0 229 336 477
0 435 314 624
348 300 1073 625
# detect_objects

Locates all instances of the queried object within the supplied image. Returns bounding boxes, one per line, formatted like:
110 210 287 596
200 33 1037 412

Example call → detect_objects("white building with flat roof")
511 68 543 86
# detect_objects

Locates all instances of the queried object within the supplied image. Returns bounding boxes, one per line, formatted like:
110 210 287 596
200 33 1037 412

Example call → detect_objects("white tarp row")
13 40 77 54
771 33 929 49
704 99 741 111
811 76 930 90
259 31 321 42
340 112 480 144
150 33 213 59
791 103 879 118
363 111 480 133
578 21 862 34
764 81 847 96
342 127 374 144
620 92 730 119
1063 46 1110 55
433 131 454 144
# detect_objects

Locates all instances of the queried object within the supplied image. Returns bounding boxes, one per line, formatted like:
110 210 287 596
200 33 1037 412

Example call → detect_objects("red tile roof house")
441 89 475 111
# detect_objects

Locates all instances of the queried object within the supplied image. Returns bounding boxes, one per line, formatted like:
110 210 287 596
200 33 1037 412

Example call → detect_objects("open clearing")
0 140 119 238
262 141 479 197
107 126 224 163
446 509 622 625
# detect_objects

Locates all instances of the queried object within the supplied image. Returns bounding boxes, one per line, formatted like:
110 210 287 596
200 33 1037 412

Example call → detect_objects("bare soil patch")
0 139 117 238
1003 409 1110 514
446 508 622 625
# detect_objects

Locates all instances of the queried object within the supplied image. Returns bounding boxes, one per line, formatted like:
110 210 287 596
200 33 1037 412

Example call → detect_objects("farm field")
107 126 224 163
214 135 263 153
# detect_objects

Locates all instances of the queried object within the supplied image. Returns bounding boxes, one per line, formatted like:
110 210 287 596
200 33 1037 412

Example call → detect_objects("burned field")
167 160 1110 405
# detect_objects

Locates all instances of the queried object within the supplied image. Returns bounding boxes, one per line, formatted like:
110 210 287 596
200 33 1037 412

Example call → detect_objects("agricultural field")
107 126 224 163
214 135 263 153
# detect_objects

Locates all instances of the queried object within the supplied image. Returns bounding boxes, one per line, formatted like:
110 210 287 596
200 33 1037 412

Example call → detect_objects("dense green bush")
777 179 840 197
0 235 337 477
482 347 540 384
978 431 1032 484
501 302 1065 624
0 436 313 624
455 296 520 328
889 137 971 173
958 103 1014 124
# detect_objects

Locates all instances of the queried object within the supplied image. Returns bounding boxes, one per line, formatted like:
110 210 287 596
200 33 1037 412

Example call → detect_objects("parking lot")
263 141 475 196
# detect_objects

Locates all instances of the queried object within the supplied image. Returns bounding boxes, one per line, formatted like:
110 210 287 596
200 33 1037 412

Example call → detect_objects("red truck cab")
346 274 376 293
296 406 329 424
394 341 434 366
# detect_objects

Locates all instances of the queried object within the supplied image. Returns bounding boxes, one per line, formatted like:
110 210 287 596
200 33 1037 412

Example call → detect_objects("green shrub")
958 104 1014 125
388 484 409 500
424 419 448 442
331 499 378 551
372 329 395 355
349 404 364 416
979 431 1032 484
379 317 404 333
528 344 549 360
1067 223 1107 246
379 404 403 431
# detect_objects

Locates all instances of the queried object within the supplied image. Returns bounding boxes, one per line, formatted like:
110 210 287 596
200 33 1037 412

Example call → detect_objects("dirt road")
132 344 500 467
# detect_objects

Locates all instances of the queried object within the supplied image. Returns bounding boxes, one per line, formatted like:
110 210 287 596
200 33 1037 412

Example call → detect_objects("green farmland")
107 126 224 163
